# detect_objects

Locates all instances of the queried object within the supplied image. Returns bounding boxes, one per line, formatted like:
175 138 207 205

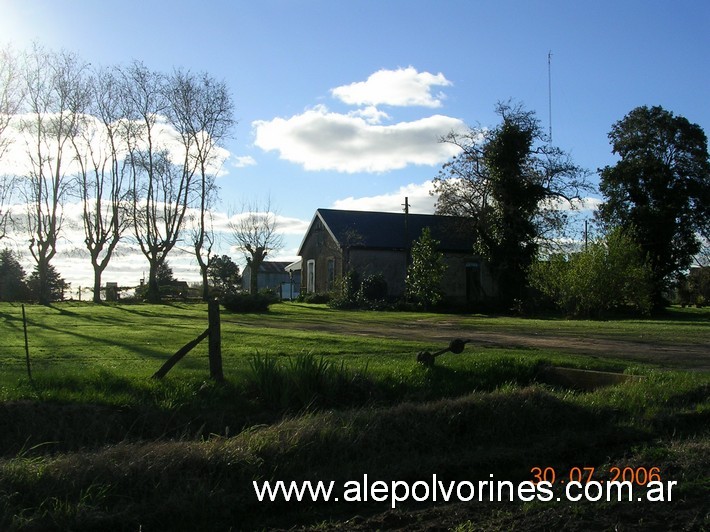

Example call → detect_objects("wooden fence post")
208 298 224 382
152 328 210 379
151 299 224 381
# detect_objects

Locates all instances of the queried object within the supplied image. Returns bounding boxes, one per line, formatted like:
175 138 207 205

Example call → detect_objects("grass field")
0 302 708 530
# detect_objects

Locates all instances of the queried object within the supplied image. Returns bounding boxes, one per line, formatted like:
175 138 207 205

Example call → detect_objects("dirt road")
244 318 710 371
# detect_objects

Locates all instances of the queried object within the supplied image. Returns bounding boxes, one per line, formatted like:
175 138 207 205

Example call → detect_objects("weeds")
0 381 707 530
0 302 707 530
246 352 373 411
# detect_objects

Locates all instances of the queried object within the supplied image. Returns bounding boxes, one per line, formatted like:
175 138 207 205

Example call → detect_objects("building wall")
299 230 343 294
440 253 497 304
349 248 407 296
348 249 496 304
243 266 300 298
300 226 497 304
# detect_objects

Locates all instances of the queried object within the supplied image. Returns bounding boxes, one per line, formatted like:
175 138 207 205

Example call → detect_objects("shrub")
301 292 331 304
328 272 399 310
530 228 654 318
222 291 274 312
675 267 710 307
359 273 388 302
327 271 360 309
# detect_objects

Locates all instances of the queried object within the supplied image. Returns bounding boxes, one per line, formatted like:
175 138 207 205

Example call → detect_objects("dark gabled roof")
257 261 292 274
244 261 292 275
298 208 476 255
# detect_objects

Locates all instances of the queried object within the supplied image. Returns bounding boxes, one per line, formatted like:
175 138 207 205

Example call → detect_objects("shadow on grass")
6 384 700 531
22 319 171 361
0 373 264 457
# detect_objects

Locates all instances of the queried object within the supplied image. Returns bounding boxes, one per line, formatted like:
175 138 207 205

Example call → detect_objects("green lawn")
3 301 707 378
1 302 426 383
259 301 710 343
0 301 708 531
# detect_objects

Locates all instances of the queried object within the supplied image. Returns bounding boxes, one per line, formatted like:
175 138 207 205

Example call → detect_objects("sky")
1 0 708 294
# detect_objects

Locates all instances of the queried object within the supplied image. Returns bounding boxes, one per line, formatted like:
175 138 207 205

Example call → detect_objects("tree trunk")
196 248 209 301
37 258 50 306
201 266 209 301
249 257 262 295
146 260 161 303
93 268 102 304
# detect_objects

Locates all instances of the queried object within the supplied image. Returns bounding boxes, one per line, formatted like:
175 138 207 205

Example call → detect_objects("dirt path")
239 318 710 371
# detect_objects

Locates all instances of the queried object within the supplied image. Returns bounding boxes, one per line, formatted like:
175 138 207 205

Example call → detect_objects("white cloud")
331 67 452 108
0 113 231 179
541 195 603 212
275 214 310 235
253 67 465 173
232 155 257 168
350 105 390 125
332 181 438 214
253 105 465 173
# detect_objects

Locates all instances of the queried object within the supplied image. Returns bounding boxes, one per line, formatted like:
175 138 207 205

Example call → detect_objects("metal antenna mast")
547 50 552 142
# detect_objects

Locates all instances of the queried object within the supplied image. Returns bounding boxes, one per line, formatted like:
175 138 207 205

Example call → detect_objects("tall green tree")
434 102 590 307
208 254 241 294
156 261 175 286
0 248 28 301
406 227 447 310
597 105 710 307
28 263 68 302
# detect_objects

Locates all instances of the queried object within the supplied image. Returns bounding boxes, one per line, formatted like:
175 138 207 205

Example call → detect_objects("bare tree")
164 68 234 300
121 62 199 303
229 198 284 294
72 66 131 302
0 45 24 240
19 45 89 304
0 175 11 241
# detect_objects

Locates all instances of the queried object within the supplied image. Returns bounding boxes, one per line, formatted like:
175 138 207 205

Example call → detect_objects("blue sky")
1 0 708 290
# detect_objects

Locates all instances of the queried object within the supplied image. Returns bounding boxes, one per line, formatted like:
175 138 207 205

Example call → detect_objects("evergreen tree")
156 261 175 286
0 249 29 301
207 255 241 294
406 227 447 309
28 263 68 302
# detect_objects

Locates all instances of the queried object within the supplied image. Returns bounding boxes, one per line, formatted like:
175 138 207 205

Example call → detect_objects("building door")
466 261 481 302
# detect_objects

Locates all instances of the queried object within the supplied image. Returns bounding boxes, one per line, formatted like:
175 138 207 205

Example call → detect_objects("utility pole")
402 196 411 266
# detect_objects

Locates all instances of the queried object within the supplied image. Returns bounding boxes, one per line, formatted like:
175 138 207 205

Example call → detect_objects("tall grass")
0 302 708 530
0 375 707 531
247 352 373 410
